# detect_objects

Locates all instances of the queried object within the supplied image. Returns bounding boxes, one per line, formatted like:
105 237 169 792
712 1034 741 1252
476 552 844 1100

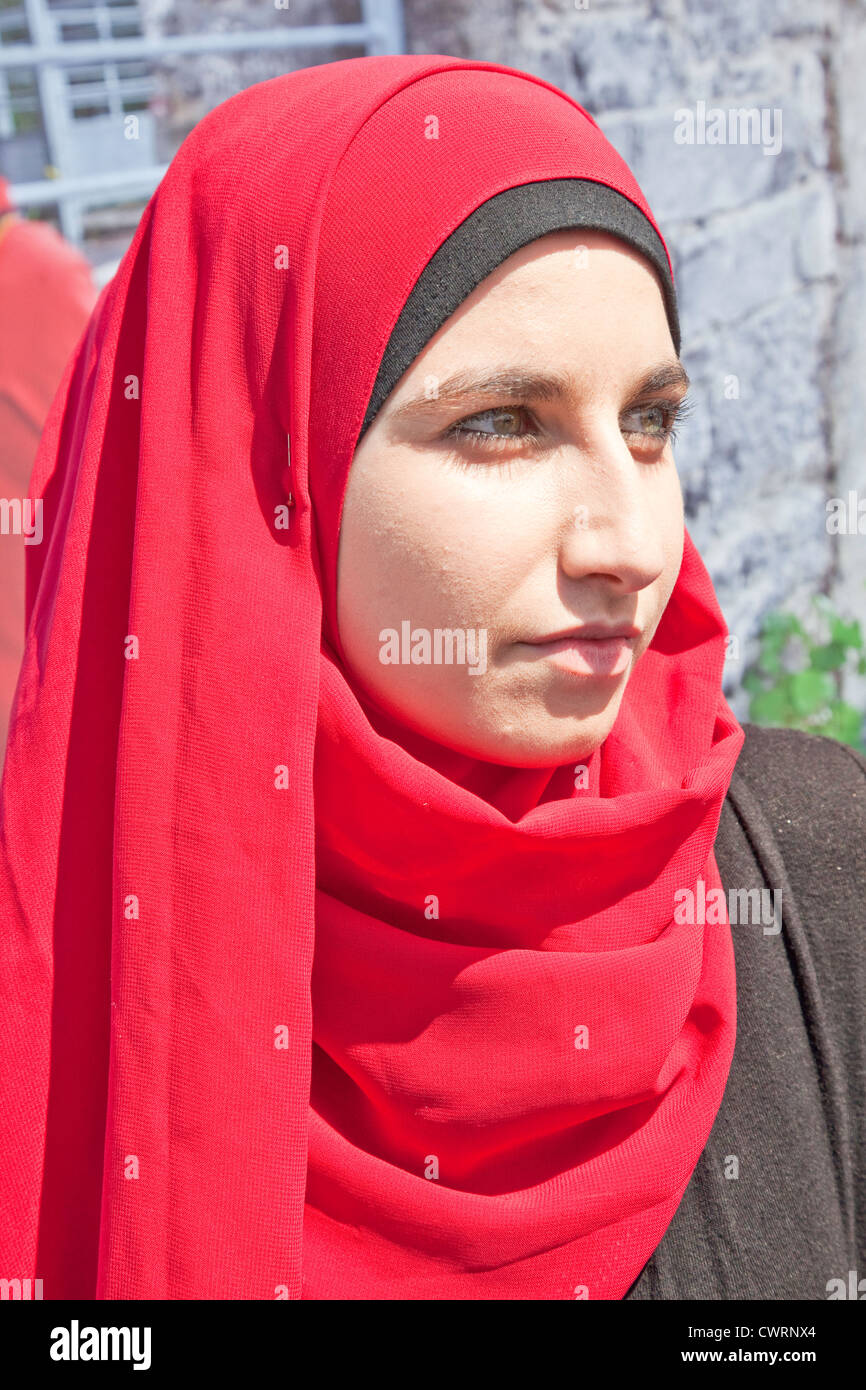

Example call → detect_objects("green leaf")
789 669 834 716
829 616 863 649
824 702 865 747
742 670 764 693
810 642 848 671
750 687 790 724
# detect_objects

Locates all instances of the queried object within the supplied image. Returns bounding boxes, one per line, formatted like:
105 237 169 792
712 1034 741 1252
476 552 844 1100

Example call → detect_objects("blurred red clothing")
0 178 98 764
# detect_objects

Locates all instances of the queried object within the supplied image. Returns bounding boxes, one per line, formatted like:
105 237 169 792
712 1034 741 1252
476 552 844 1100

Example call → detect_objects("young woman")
0 53 862 1302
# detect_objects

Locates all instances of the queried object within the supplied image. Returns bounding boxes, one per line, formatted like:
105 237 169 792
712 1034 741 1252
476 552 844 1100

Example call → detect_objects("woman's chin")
438 707 624 768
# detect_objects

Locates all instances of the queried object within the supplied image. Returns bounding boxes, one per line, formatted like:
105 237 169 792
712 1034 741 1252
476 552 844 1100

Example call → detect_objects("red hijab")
0 55 743 1299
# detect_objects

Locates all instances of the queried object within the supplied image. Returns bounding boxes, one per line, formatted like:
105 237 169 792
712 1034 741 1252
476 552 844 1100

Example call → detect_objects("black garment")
626 723 866 1300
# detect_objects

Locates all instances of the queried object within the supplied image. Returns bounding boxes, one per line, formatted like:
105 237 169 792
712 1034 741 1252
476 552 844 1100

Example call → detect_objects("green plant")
743 593 866 752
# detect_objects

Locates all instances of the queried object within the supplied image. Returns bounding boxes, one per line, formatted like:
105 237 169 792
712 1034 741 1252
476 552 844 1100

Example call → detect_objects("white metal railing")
1 0 405 243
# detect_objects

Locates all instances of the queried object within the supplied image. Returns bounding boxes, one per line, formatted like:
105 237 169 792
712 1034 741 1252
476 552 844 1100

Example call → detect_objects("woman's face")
337 229 687 767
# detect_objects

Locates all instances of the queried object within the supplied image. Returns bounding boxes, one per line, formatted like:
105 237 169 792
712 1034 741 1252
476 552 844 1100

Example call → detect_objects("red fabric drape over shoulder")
0 56 743 1300
0 186 97 760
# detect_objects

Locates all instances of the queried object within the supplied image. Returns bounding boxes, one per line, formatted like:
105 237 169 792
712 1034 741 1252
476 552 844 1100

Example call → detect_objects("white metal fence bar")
0 23 388 67
2 0 405 242
9 161 167 203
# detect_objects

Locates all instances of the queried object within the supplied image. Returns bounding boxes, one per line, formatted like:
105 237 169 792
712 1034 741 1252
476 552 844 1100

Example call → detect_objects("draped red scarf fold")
0 54 743 1300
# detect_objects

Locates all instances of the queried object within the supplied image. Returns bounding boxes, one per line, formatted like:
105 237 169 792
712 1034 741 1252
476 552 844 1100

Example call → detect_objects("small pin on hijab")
283 431 295 506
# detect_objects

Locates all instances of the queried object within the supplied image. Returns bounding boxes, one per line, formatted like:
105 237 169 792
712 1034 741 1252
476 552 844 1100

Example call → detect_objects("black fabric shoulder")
729 721 866 859
724 722 866 1291
626 723 866 1299
732 719 866 794
723 721 866 980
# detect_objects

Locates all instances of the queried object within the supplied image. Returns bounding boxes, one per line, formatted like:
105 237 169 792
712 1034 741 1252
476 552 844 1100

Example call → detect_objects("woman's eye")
445 406 539 449
620 399 689 445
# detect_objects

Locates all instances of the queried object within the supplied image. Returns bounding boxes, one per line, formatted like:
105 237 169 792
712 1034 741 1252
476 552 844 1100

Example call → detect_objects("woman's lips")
523 634 638 677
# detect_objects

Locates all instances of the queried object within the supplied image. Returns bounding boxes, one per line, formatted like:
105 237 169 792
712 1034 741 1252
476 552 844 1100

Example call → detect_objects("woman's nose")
555 447 670 594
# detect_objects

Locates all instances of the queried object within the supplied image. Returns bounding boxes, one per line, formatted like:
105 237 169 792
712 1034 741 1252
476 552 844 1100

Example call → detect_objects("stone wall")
140 0 866 715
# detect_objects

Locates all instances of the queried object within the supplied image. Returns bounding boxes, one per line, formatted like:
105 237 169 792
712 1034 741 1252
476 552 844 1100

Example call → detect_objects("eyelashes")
622 393 695 446
442 393 695 465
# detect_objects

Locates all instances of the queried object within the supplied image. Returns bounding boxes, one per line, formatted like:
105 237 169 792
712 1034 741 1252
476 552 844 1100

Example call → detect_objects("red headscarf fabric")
0 54 743 1300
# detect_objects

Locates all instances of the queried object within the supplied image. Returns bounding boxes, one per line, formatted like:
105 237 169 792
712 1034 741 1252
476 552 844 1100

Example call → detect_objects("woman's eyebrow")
388 360 691 424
